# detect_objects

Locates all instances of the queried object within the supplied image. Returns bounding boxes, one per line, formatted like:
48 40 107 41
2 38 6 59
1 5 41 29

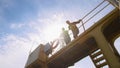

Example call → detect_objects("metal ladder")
89 48 109 68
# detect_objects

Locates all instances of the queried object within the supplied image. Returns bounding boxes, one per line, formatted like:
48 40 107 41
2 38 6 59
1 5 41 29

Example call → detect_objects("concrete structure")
47 8 120 68
25 44 48 68
25 8 120 68
25 1 120 68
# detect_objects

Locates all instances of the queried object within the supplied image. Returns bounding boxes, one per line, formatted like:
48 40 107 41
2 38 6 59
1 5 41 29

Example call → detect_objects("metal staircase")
90 48 109 68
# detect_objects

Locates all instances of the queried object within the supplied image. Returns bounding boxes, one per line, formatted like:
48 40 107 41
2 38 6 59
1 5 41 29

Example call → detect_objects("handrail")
81 0 105 20
83 3 110 25
78 2 110 29
68 0 110 36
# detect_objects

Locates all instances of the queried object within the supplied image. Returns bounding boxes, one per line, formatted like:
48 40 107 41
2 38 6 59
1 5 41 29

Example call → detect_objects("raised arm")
73 19 82 24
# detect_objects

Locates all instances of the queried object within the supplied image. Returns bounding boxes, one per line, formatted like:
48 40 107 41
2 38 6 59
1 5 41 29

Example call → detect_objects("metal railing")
72 0 111 32
78 1 110 31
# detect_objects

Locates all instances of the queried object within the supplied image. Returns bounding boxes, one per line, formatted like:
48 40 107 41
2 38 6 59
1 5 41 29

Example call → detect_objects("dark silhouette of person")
66 19 82 39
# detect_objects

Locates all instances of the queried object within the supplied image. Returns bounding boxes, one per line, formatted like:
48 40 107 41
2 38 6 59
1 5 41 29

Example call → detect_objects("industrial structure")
25 0 120 68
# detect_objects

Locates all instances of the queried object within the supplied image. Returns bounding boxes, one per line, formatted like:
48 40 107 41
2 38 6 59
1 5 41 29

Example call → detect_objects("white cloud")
10 23 25 29
0 34 31 68
28 13 68 42
0 12 68 68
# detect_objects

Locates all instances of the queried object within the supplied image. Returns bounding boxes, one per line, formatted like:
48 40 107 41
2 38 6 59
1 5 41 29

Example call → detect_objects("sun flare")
43 24 63 42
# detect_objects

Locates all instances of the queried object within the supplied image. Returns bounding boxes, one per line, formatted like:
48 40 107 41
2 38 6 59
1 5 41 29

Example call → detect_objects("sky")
0 0 119 68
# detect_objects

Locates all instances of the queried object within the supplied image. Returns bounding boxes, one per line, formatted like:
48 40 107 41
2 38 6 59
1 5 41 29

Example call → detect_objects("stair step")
94 56 105 63
91 48 99 53
90 50 102 58
89 48 109 68
97 61 107 68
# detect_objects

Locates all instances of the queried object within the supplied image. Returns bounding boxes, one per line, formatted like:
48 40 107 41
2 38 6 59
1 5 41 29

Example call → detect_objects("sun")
43 23 62 42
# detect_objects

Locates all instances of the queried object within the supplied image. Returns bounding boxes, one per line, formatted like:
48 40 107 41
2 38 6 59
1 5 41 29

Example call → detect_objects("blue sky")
0 0 119 68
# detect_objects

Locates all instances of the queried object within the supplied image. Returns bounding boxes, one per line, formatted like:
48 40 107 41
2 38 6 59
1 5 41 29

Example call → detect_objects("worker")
44 39 59 56
66 19 82 39
60 27 71 45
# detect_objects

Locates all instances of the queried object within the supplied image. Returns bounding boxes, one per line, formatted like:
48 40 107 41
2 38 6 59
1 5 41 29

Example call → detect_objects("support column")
40 62 48 68
39 45 48 68
93 28 120 68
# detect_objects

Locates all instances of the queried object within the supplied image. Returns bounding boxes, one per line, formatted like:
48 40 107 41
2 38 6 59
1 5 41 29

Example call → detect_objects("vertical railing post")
81 20 85 32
